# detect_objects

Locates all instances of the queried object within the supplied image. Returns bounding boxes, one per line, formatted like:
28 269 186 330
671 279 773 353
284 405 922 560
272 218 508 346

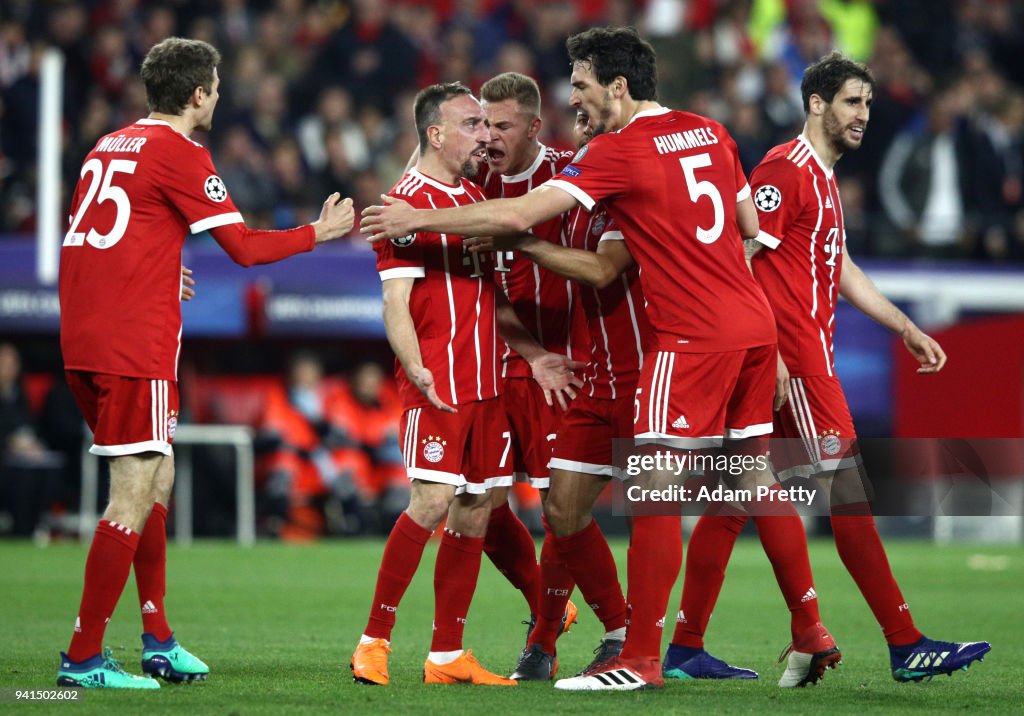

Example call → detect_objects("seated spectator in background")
213 124 276 224
964 91 1024 261
297 85 370 175
879 85 973 258
257 352 370 541
0 342 62 537
342 361 407 532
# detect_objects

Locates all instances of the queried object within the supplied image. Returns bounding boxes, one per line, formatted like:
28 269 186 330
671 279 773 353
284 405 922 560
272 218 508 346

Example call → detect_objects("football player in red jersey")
362 27 839 691
350 82 582 687
56 37 354 689
468 111 639 679
672 51 990 685
475 73 586 675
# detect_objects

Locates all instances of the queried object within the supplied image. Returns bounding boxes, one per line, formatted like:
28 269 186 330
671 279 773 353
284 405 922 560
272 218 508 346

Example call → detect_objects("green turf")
0 537 1018 715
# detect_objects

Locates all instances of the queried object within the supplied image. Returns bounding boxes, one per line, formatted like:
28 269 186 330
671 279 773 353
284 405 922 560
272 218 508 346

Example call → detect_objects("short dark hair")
140 37 221 115
480 72 541 117
800 51 874 113
566 27 658 102
413 82 473 153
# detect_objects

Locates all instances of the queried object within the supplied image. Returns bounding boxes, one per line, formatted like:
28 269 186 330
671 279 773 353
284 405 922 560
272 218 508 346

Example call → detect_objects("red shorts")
399 397 512 494
771 375 861 479
66 370 178 457
502 377 562 488
633 346 775 449
550 391 634 477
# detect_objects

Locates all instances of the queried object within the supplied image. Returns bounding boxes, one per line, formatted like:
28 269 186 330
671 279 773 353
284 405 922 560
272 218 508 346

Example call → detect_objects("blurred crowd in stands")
1 0 1023 260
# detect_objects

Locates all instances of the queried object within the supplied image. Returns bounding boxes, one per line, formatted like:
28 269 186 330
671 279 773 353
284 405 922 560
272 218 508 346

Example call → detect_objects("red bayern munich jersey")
547 107 776 354
374 168 499 410
476 144 590 377
565 204 650 399
750 136 845 376
59 118 281 381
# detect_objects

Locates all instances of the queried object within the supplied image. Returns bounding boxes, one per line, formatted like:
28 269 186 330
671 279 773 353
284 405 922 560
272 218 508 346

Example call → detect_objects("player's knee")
406 488 451 530
543 493 583 536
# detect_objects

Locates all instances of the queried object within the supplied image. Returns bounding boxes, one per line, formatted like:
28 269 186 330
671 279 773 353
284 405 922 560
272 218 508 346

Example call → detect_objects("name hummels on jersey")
653 127 719 155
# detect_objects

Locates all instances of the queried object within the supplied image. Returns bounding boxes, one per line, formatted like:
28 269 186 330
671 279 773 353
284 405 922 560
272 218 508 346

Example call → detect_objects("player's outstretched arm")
382 277 456 412
494 291 584 410
465 232 634 289
209 193 355 267
839 246 947 373
361 184 576 243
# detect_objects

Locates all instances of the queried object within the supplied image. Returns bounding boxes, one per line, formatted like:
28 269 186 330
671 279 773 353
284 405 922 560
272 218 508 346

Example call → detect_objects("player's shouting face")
437 94 490 179
569 61 617 137
482 98 541 175
819 78 872 154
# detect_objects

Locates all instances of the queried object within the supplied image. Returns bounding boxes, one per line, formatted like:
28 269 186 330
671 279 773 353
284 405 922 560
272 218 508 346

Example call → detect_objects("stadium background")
0 1 1021 709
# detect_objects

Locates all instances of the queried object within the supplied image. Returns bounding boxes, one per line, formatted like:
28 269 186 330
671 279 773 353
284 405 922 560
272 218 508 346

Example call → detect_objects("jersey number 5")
679 153 724 244
64 158 138 250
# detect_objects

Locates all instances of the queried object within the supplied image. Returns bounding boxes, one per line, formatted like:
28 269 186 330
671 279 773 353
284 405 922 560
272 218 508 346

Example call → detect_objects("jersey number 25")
63 158 138 250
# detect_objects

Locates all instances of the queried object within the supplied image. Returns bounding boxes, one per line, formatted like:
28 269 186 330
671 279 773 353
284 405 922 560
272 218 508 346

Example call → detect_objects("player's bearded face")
441 95 489 178
570 62 616 137
822 79 870 154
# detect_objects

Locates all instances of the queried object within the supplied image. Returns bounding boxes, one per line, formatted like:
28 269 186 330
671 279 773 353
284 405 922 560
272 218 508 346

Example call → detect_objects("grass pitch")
0 536 1019 715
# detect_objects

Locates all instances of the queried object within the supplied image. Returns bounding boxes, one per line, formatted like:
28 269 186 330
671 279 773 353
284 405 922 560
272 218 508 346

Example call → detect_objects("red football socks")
134 502 172 641
526 526 577 653
620 515 683 660
67 519 141 661
364 512 432 641
430 528 484 651
831 504 922 645
751 488 821 640
483 502 539 614
672 510 747 648
552 519 628 634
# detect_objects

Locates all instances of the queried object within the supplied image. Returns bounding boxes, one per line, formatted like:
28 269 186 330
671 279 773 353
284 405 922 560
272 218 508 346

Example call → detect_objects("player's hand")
361 195 417 243
409 365 457 413
180 265 196 301
313 193 355 243
464 234 535 254
902 327 947 374
529 353 586 410
774 352 791 411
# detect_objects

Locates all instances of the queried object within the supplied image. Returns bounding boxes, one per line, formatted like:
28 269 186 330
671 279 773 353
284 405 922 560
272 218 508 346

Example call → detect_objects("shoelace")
517 646 551 670
100 647 129 674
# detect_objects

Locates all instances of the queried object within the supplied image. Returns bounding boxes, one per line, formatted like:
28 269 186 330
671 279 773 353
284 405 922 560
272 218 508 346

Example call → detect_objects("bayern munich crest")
204 175 228 202
422 435 446 463
591 214 607 236
818 429 841 456
754 184 782 212
167 410 178 440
